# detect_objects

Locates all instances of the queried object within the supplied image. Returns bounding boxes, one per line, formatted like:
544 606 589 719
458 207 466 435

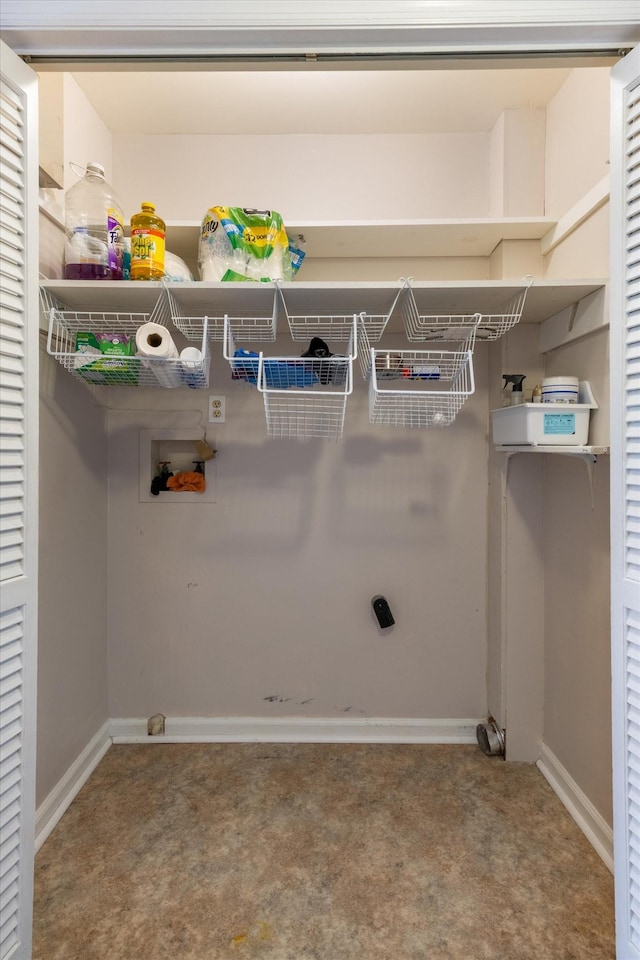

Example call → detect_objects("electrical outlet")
208 395 226 423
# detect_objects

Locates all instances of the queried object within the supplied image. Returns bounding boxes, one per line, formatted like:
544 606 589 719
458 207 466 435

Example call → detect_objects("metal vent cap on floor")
476 720 505 757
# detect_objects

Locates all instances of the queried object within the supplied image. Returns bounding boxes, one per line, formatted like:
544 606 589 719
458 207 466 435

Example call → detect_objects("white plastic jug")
64 161 124 280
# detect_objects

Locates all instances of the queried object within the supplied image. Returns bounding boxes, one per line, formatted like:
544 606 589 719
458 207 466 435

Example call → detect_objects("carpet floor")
33 743 614 960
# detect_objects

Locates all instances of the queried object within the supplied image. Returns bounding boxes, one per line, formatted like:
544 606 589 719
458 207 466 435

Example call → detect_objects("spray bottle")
502 374 526 406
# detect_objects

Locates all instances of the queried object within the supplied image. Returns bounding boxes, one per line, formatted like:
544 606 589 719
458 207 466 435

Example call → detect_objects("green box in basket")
74 331 140 385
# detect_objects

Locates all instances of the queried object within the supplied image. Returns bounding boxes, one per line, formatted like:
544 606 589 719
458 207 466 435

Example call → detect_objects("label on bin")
544 413 575 435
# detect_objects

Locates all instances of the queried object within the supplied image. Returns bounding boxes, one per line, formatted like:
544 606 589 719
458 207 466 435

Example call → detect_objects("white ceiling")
70 67 573 136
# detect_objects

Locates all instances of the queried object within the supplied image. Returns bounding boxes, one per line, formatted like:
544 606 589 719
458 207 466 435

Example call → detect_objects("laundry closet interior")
35 55 613 862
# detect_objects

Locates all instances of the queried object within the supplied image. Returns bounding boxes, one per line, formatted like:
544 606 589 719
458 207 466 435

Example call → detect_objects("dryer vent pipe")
476 720 505 758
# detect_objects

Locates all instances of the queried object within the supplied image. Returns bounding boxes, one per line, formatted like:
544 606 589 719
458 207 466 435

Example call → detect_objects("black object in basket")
301 337 346 386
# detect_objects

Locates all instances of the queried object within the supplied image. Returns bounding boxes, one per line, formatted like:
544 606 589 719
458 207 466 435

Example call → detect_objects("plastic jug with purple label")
64 161 124 280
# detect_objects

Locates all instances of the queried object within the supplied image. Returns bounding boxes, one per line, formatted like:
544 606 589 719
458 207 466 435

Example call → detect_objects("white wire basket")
359 318 477 428
399 276 533 342
224 316 357 439
167 282 284 342
39 284 65 318
287 311 388 344
46 290 210 389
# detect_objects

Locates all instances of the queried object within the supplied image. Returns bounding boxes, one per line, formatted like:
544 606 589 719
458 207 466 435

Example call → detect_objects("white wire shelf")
39 279 606 329
359 318 477 428
46 297 210 389
399 275 533 342
224 316 357 439
167 283 284 342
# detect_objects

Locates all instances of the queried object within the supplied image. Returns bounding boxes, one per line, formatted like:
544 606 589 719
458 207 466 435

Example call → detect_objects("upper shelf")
39 278 607 331
164 217 558 263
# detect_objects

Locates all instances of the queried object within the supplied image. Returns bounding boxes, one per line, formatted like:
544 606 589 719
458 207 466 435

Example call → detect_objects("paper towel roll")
135 322 182 388
135 322 178 359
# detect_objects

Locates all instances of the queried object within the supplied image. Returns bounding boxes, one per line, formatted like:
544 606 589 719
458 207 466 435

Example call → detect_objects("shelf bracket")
580 453 598 510
567 300 579 332
497 447 604 509
501 451 515 500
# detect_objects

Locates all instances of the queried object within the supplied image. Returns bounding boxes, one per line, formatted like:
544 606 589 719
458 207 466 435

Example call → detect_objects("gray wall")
105 337 490 721
37 347 109 805
542 329 612 824
486 318 611 820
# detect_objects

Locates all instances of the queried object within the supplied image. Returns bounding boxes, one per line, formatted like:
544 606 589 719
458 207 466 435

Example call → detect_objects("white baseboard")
35 720 112 852
537 743 613 873
110 715 483 744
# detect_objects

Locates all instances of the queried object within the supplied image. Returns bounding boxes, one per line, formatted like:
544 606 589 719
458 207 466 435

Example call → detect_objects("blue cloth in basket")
232 349 318 389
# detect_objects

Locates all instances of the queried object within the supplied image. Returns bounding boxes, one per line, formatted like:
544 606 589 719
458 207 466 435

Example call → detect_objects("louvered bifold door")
0 43 39 960
611 45 640 960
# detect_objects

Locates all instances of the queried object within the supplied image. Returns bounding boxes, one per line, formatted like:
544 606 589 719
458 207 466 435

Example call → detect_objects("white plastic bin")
491 402 594 446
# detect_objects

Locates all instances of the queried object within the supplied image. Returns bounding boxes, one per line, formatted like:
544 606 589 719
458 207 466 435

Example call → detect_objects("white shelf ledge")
495 444 609 456
165 217 558 264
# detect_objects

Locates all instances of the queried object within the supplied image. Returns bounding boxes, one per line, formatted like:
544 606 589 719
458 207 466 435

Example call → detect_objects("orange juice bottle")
130 202 165 280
